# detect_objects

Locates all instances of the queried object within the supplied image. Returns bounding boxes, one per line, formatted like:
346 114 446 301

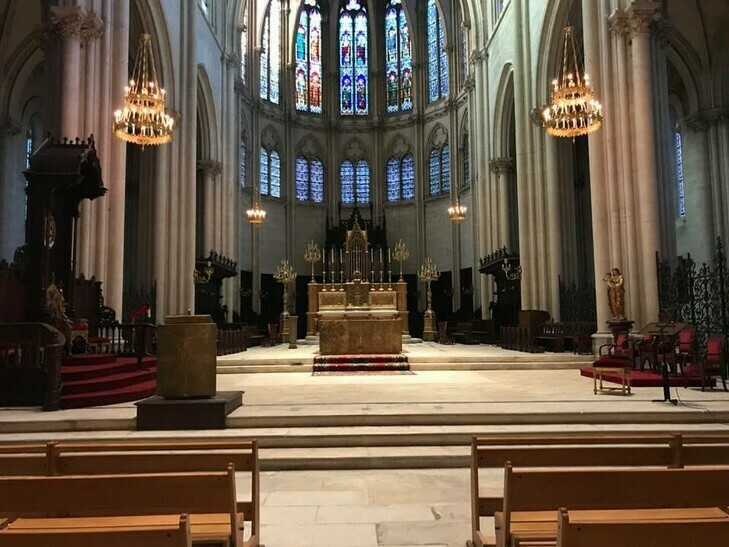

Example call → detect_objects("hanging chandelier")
448 199 467 223
246 202 267 226
542 26 603 139
113 34 174 147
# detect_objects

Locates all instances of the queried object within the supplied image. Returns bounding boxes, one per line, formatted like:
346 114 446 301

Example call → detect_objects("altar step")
3 423 729 470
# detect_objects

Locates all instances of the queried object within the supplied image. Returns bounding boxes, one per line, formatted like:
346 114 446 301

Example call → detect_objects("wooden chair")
262 323 279 346
556 507 729 547
685 335 728 391
0 466 242 546
0 514 192 547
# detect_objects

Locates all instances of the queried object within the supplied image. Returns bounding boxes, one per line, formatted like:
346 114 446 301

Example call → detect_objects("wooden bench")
497 466 729 547
470 433 729 547
556 507 729 547
0 444 50 477
0 466 241 546
0 514 192 547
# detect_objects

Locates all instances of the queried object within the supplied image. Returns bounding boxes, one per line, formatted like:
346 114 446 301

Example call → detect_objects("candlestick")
371 270 375 289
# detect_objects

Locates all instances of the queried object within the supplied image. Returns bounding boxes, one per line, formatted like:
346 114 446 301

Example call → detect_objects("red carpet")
579 367 713 388
313 354 412 375
60 354 157 409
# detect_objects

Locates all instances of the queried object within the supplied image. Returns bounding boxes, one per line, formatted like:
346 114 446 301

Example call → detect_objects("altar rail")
96 323 156 367
0 323 64 411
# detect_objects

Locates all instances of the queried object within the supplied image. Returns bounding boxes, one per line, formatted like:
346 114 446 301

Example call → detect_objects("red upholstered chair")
598 334 634 365
700 335 727 391
661 327 695 375
636 334 659 372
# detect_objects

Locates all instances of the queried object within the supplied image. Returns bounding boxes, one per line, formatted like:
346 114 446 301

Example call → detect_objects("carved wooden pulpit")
23 136 106 321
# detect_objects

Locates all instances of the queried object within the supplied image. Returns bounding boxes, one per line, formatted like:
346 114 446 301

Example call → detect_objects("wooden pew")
0 466 242 546
498 466 729 547
49 440 260 547
470 433 729 547
0 514 192 547
556 507 729 547
0 444 50 477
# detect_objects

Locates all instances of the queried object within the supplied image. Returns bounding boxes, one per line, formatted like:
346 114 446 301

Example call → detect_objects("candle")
388 248 391 264
339 249 343 266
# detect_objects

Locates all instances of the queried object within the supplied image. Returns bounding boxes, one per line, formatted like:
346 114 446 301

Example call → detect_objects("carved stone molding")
387 134 411 158
0 116 21 138
50 6 104 41
197 160 223 177
685 109 729 132
626 1 662 37
224 52 239 69
489 158 515 175
608 9 631 37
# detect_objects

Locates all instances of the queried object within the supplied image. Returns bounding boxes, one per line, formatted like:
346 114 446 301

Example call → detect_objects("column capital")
50 6 104 41
197 159 223 177
608 9 631 37
626 1 662 37
0 116 21 137
489 158 515 175
224 52 240 69
685 109 729 132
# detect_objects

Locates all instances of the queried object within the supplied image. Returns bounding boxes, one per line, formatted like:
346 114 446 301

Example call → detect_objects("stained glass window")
25 132 33 170
462 119 470 189
385 0 413 114
200 0 209 17
495 0 508 19
296 156 325 203
676 131 686 219
387 154 416 202
341 159 370 204
461 24 469 84
427 0 449 102
295 0 323 114
239 139 247 188
429 146 450 196
340 0 368 116
260 148 281 198
260 0 281 104
240 11 247 84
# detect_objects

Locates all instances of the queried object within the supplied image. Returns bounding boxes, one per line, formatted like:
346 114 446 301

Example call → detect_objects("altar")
307 211 407 356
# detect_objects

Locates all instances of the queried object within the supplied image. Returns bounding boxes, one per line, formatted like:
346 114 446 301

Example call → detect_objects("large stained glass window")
260 148 281 198
676 131 686 219
240 11 248 84
260 0 281 104
429 145 450 196
239 138 247 188
427 0 448 102
296 156 325 202
460 24 469 84
295 0 323 114
340 0 369 116
385 0 413 114
386 154 415 201
341 159 370 204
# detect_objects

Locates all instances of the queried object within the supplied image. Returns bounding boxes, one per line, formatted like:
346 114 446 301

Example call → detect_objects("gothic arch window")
295 0 323 114
339 0 369 116
429 144 450 196
385 0 413 114
341 159 370 204
296 156 325 203
260 0 281 104
239 136 247 188
240 11 248 84
427 0 448 103
260 147 281 198
461 115 470 189
675 128 686 219
386 154 415 201
200 0 210 17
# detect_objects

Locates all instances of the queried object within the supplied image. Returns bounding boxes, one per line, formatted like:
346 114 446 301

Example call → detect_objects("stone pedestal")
136 391 242 430
607 319 635 342
423 315 436 342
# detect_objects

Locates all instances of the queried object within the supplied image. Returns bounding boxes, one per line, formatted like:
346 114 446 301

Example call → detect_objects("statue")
603 268 626 321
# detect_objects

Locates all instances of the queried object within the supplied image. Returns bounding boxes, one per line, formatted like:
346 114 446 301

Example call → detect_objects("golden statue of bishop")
603 268 626 321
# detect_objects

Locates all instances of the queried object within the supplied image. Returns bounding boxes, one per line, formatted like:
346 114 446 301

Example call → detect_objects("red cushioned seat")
593 356 631 368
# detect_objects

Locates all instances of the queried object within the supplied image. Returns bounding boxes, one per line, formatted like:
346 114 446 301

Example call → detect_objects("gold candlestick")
304 241 321 283
393 239 409 282
274 259 296 319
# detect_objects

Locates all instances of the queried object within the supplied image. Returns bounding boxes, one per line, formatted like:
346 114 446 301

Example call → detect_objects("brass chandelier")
448 199 467 223
542 26 603 139
113 34 174 147
246 202 267 226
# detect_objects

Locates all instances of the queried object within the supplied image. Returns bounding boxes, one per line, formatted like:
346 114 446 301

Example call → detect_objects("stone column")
627 1 662 325
198 160 223 258
50 7 84 138
489 158 514 252
0 118 22 262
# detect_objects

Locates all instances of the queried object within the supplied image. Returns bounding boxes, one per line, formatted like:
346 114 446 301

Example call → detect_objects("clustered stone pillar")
489 158 514 252
0 119 22 261
199 160 223 255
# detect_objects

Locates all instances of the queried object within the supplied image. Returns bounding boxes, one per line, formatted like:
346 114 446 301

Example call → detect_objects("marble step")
216 360 591 373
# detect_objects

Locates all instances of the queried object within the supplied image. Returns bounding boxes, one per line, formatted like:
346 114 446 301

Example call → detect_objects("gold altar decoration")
274 259 296 319
345 220 368 281
393 240 409 281
419 257 440 319
304 241 322 282
603 268 626 320
542 26 603 139
448 198 467 223
113 34 174 147
193 260 213 284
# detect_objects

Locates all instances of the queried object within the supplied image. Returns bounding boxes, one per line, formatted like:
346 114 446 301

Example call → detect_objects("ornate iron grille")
657 237 729 348
559 277 596 322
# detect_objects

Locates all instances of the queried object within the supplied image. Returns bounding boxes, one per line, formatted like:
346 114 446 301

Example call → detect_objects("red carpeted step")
61 361 140 381
62 354 118 366
62 369 156 396
60 379 157 409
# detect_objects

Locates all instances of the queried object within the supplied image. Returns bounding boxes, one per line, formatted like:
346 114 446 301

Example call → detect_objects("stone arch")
426 123 448 151
385 133 412 158
196 66 219 161
492 63 515 158
296 134 325 159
